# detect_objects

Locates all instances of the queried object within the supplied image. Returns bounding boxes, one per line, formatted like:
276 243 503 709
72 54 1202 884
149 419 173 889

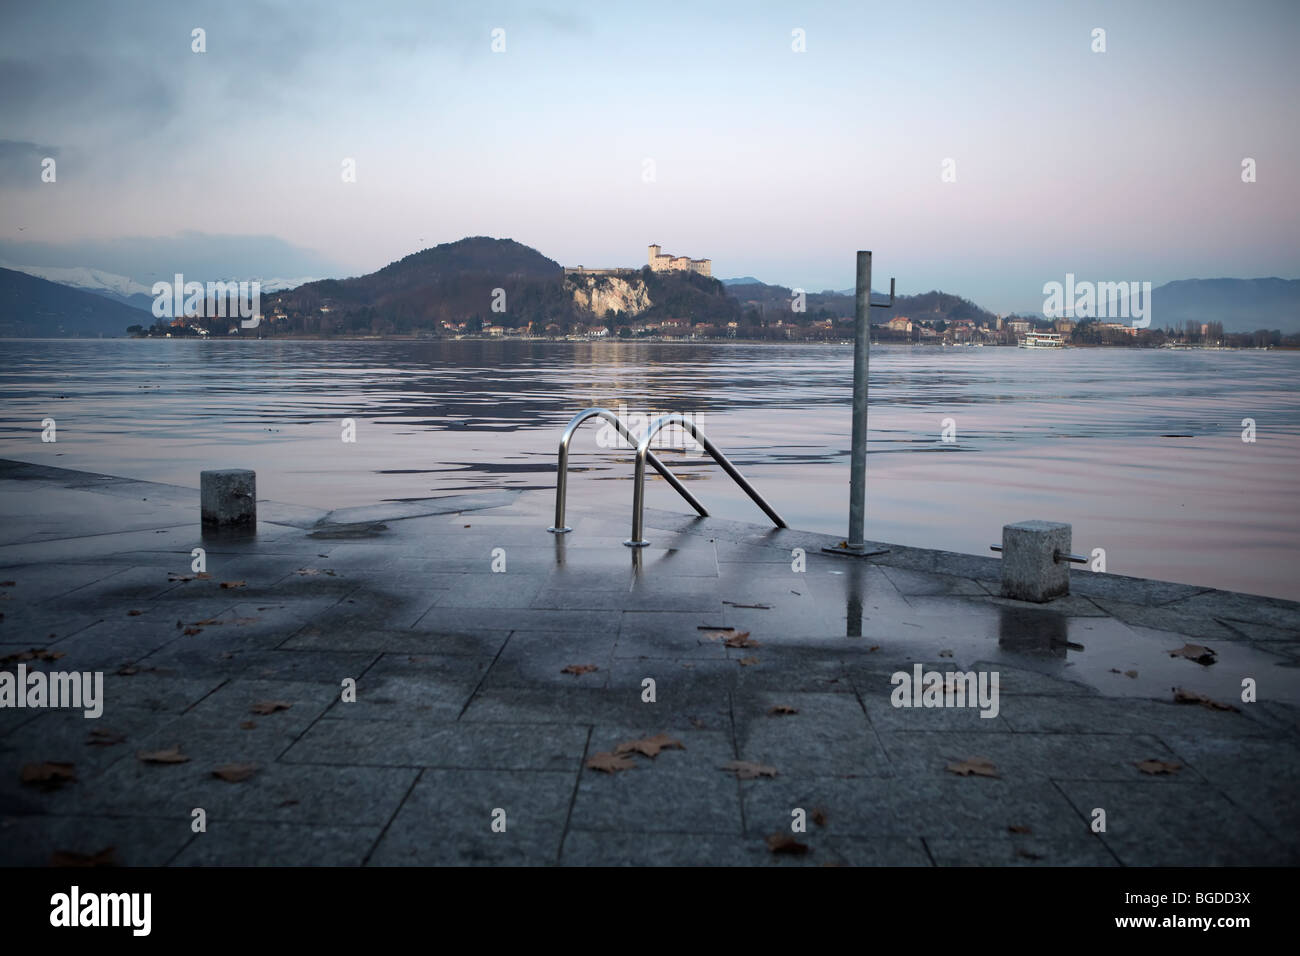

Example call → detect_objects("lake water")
1 339 1297 600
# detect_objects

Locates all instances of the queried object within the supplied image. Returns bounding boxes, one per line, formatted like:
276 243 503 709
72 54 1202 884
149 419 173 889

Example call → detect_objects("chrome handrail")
548 407 707 533
626 413 786 547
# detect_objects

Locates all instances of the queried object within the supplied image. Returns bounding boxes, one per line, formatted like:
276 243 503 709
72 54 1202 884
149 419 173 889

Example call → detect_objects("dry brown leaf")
86 729 126 747
868 645 880 652
191 618 225 626
737 656 760 666
220 581 245 589
615 733 685 759
127 609 143 616
1124 670 1138 678
811 808 829 827
183 627 201 636
1 648 65 665
136 746 189 764
1173 687 1239 711
249 700 292 715
50 847 116 867
1008 824 1033 834
946 756 999 778
585 751 638 773
212 763 258 782
766 833 809 855
1169 643 1216 665
721 760 778 780
21 761 76 789
561 664 599 675
1136 759 1182 775
768 705 799 716
723 631 758 648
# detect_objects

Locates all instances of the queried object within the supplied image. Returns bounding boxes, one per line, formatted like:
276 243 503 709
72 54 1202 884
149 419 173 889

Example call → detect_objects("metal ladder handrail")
626 413 786 547
548 407 707 533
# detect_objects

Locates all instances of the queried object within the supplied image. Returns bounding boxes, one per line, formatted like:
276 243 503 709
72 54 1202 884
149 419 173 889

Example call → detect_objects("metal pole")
848 251 870 550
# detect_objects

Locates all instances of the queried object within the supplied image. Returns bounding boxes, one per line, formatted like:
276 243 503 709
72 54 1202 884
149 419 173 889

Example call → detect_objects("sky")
0 0 1297 313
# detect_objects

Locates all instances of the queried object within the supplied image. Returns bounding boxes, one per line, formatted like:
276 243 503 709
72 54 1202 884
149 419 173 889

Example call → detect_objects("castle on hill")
563 244 712 278
647 244 711 277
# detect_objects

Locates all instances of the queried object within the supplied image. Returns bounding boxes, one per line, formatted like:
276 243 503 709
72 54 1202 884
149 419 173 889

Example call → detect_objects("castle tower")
648 244 660 268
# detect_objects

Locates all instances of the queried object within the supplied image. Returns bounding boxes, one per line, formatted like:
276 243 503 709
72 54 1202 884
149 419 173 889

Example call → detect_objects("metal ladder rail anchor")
627 413 786 547
549 407 707 533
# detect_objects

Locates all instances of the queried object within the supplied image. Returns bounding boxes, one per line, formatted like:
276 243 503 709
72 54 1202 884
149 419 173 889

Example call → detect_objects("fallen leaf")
21 762 76 790
1136 759 1182 775
585 751 638 773
868 645 880 652
615 733 684 759
1169 643 1217 665
183 627 201 636
768 705 799 716
1124 670 1138 678
721 760 778 780
766 834 809 855
127 609 143 616
723 631 758 648
1173 687 1239 711
946 756 999 778
50 847 116 867
561 664 599 675
212 763 258 782
249 700 293 715
737 656 760 666
136 746 190 764
85 729 126 747
191 618 225 626
220 581 245 589
277 799 299 807
811 808 829 826
239 721 257 730
1 648 65 665
1008 825 1033 834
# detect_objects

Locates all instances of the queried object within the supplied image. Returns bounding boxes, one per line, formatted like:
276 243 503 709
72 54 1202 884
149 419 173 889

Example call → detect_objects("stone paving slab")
1 459 1297 866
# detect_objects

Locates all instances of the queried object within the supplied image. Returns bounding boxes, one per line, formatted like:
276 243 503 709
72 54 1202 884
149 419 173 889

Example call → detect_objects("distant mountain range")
0 262 321 313
1 240 1296 336
0 267 150 337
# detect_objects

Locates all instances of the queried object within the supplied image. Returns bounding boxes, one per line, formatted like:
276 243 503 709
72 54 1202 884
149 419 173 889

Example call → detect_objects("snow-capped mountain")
0 263 320 312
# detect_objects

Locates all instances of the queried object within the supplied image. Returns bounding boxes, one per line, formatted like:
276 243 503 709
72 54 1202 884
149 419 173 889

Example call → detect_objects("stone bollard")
999 520 1070 603
201 469 256 532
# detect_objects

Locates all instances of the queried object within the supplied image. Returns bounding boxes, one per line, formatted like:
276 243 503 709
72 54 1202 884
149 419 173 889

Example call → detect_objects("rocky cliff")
567 273 652 317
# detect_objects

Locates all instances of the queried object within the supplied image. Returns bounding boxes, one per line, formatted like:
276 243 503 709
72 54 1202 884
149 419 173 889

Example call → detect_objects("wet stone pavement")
1 458 1297 866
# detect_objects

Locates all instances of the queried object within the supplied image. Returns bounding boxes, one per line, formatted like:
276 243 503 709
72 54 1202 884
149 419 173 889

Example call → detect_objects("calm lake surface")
1 339 1297 600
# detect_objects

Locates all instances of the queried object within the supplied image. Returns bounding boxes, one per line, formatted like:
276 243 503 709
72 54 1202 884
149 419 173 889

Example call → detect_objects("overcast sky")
1 0 1296 312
